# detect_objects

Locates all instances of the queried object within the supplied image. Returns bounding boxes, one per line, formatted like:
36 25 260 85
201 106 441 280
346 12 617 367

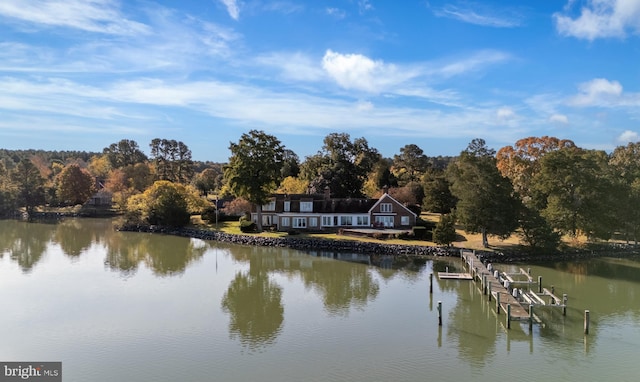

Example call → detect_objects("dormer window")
300 201 313 212
263 201 276 211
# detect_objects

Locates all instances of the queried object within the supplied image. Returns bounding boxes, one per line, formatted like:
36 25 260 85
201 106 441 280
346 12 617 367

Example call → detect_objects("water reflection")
0 220 54 272
227 247 380 316
104 232 206 276
53 219 101 257
221 270 284 351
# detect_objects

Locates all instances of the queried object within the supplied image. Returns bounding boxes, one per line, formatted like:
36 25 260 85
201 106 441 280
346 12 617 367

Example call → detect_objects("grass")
190 213 526 251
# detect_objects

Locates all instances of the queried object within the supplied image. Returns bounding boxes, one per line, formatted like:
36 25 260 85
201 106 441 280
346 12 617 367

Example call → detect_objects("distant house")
86 189 113 206
251 187 417 231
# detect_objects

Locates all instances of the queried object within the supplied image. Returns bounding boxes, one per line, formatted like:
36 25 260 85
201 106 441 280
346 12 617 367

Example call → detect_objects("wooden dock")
438 272 473 280
461 250 532 325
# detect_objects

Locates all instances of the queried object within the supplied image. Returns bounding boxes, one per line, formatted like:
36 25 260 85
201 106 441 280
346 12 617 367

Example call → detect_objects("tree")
300 133 380 198
56 164 97 205
126 181 205 227
281 149 300 178
193 168 221 196
446 139 520 248
496 136 575 199
277 176 309 194
103 139 147 168
518 205 561 254
422 169 456 214
11 159 46 216
392 144 430 186
433 213 457 246
532 147 616 239
149 138 194 183
609 142 640 243
224 130 285 231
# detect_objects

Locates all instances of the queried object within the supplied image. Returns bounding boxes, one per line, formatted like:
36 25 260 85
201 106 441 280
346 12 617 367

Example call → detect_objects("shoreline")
117 224 640 264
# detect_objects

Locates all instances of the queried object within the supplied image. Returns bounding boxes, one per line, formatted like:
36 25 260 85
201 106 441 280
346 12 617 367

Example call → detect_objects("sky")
1 0 639 162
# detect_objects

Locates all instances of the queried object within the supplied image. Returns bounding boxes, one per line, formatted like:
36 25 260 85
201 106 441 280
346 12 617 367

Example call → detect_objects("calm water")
1 219 639 382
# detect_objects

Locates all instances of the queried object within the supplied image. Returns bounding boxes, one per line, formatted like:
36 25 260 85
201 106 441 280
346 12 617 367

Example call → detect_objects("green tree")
532 147 615 239
422 169 456 214
300 133 380 198
56 164 97 205
392 144 430 186
446 139 519 248
518 206 561 254
103 139 148 168
224 130 285 231
11 159 46 216
149 138 194 183
609 142 640 243
433 213 457 246
193 168 220 196
127 180 195 227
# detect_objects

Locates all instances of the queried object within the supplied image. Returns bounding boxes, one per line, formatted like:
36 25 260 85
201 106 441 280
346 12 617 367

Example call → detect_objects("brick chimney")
324 186 331 200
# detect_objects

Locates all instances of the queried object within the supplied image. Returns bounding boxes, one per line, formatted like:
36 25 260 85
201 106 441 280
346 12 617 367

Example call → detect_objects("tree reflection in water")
0 220 53 272
221 270 284 351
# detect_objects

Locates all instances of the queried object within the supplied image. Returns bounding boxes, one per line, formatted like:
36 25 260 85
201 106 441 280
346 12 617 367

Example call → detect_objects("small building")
86 189 113 206
251 188 417 231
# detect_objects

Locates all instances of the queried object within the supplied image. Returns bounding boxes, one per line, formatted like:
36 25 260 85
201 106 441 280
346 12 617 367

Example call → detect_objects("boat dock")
447 250 568 329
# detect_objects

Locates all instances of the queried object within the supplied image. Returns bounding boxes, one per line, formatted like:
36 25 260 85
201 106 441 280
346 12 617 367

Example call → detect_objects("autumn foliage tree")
56 164 96 206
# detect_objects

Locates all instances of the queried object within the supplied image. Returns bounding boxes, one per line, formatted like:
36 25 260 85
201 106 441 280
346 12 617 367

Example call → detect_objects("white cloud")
618 130 640 142
496 107 516 121
570 78 623 106
358 0 374 14
433 3 522 28
321 50 416 93
554 0 640 40
550 114 570 124
0 0 149 35
356 100 374 112
326 7 347 19
220 0 240 20
436 50 511 78
256 52 325 82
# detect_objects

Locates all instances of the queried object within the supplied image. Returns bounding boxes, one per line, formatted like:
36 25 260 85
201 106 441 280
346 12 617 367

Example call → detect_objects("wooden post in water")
488 281 492 301
506 304 511 329
538 276 542 293
482 275 487 295
430 273 433 294
496 292 501 314
529 305 534 332
437 301 442 326
584 310 590 334
446 266 449 273
563 294 568 315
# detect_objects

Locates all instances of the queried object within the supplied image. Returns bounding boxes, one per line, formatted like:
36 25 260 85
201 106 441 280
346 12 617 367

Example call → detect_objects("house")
251 187 417 231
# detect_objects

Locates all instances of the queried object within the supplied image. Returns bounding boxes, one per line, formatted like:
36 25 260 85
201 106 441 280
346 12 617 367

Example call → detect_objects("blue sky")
1 0 639 162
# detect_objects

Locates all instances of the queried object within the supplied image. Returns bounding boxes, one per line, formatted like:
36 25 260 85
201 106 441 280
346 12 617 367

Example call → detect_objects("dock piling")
496 292 501 314
529 305 534 332
430 273 433 294
438 301 442 326
538 276 542 293
584 310 590 334
563 294 568 315
507 304 512 329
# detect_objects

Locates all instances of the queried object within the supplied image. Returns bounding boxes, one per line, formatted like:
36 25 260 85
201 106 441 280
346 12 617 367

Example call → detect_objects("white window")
262 215 272 226
322 216 333 226
401 216 410 225
282 217 290 227
293 217 307 228
284 201 291 212
309 217 318 227
375 216 394 227
263 201 276 211
380 203 392 213
300 201 313 212
340 216 353 226
357 216 369 226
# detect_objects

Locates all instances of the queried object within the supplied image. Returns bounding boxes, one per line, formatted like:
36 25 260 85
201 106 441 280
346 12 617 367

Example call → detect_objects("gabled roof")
369 193 417 217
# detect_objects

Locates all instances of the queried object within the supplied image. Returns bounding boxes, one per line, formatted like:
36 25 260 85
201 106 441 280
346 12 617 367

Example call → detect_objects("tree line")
1 132 639 253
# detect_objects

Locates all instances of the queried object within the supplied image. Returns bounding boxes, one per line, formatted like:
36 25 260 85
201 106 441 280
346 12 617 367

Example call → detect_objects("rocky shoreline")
117 224 640 264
